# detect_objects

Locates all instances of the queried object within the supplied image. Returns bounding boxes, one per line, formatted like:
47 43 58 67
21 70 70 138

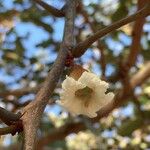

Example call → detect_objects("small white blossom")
57 71 114 118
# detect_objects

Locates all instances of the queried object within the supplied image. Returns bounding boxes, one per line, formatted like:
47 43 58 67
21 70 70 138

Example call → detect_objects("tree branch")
79 1 106 78
2 98 55 112
124 0 147 71
0 85 41 98
34 0 65 17
73 2 150 57
0 121 23 136
0 83 61 98
0 107 21 126
130 61 150 88
21 0 76 149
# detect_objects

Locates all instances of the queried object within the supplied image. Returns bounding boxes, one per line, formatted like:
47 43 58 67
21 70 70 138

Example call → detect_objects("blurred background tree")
0 0 150 149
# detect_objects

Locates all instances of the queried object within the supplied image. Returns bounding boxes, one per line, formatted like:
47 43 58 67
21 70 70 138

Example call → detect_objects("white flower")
57 71 114 118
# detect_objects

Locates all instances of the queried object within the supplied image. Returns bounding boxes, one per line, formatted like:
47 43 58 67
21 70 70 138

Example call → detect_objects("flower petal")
62 76 85 92
58 70 114 118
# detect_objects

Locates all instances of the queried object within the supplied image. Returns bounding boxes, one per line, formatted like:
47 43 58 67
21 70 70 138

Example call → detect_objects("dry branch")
0 85 41 98
34 0 65 17
21 0 77 149
124 0 147 72
0 121 23 136
130 62 150 87
0 107 21 126
73 2 150 57
79 1 106 77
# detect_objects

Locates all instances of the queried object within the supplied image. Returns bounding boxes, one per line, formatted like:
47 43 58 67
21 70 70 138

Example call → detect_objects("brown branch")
7 100 31 108
0 99 56 136
0 107 21 126
21 0 77 149
73 2 150 57
79 1 106 77
30 17 53 33
34 0 65 17
124 0 147 72
130 61 150 87
114 0 147 94
0 85 41 98
37 62 150 147
0 83 62 98
6 100 31 112
0 121 23 136
2 98 55 112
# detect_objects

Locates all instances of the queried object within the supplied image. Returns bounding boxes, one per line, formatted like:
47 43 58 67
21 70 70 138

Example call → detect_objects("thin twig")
34 0 65 17
21 0 77 149
73 2 150 57
124 0 147 71
0 107 21 126
0 121 23 136
79 1 106 77
130 61 150 87
0 85 41 98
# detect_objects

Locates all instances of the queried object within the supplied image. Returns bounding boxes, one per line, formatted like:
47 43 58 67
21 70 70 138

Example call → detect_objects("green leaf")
118 118 143 136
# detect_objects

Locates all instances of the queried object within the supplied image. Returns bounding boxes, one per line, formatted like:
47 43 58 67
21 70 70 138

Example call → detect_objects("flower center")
75 86 93 107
